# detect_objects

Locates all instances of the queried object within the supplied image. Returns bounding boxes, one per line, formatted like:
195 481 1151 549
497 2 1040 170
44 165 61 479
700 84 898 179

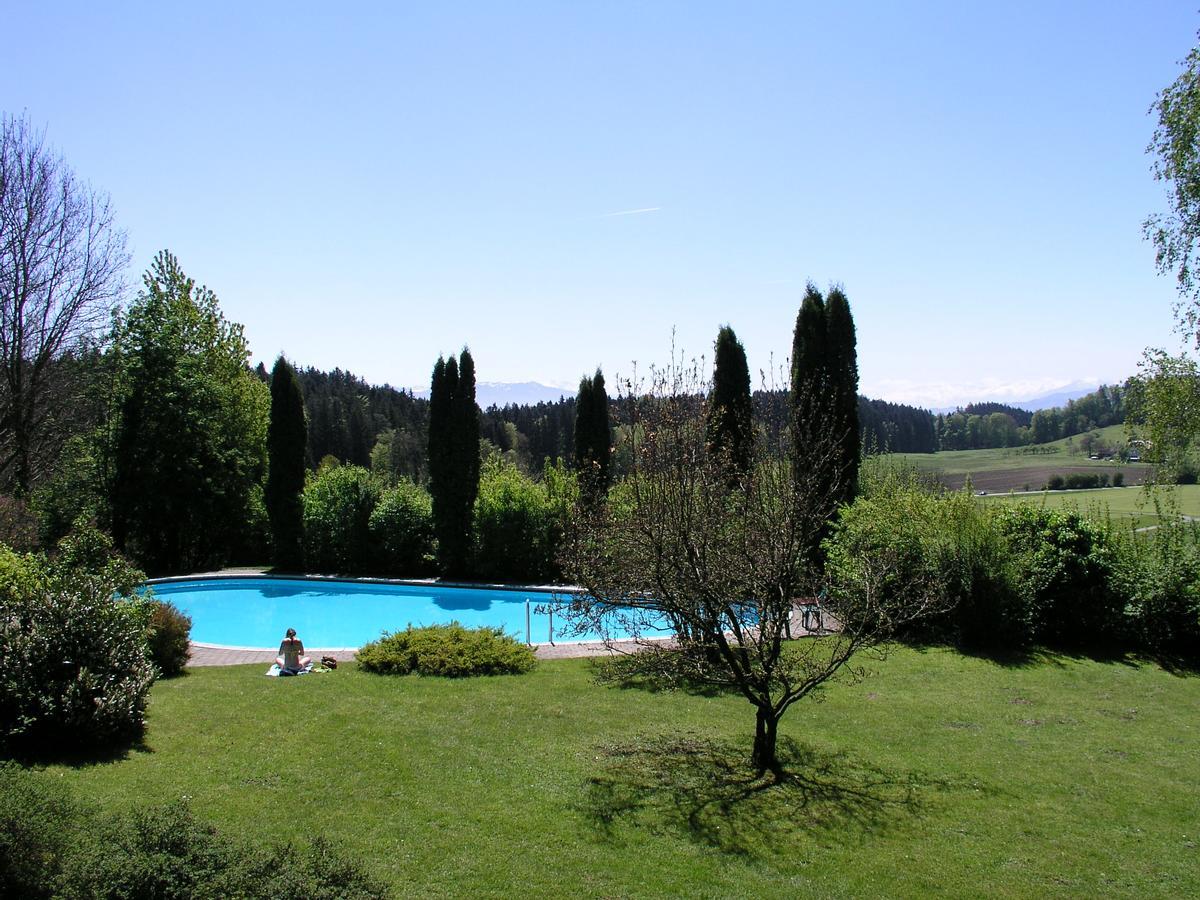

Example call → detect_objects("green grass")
982 484 1200 530
880 425 1151 493
29 648 1199 897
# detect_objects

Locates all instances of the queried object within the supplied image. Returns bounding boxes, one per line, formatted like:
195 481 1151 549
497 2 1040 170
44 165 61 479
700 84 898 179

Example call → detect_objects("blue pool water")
148 577 654 648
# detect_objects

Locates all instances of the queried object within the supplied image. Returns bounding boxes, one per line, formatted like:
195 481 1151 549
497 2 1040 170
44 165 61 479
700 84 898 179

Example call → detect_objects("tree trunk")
751 705 780 774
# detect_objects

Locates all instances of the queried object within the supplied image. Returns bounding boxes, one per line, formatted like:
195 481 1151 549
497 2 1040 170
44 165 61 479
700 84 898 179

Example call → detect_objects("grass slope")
884 425 1150 492
982 484 1200 529
35 649 1198 898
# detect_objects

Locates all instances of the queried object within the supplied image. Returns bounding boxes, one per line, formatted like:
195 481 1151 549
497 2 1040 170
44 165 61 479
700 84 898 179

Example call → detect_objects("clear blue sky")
4 1 1196 407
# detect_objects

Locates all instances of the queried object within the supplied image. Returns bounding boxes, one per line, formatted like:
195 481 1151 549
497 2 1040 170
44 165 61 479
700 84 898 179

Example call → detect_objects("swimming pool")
147 577 663 649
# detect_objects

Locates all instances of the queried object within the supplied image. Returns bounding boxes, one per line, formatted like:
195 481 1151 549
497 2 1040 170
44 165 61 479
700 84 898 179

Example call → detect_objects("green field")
882 425 1151 492
34 649 1200 897
981 484 1200 530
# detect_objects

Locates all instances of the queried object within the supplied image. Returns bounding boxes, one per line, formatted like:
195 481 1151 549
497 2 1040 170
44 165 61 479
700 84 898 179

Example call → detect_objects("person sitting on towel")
276 628 311 674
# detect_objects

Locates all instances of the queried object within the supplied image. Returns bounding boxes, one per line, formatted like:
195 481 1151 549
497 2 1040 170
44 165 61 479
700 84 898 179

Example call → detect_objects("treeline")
936 383 1131 451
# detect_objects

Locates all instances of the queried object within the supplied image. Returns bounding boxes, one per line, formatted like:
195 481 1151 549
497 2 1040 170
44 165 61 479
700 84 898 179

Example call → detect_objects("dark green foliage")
297 367 428 480
482 396 577 473
428 350 480 576
0 763 75 899
706 327 753 479
995 506 1124 648
790 282 859 562
789 284 829 442
106 251 269 574
574 369 612 501
1061 473 1108 490
473 456 557 582
0 526 154 750
357 623 537 677
302 465 381 573
368 480 435 575
858 397 937 453
825 287 860 503
28 436 102 548
266 356 307 571
145 599 192 677
7 791 390 900
1045 475 1066 490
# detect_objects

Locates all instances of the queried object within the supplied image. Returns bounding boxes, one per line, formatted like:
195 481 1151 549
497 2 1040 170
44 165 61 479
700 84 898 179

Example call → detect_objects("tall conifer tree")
706 326 753 479
266 355 307 571
789 283 835 565
427 350 479 576
825 286 860 503
574 369 611 502
790 283 829 469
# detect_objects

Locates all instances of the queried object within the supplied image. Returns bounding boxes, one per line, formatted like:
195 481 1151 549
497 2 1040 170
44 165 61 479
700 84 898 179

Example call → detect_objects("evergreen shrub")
0 768 389 900
0 763 75 899
358 623 536 677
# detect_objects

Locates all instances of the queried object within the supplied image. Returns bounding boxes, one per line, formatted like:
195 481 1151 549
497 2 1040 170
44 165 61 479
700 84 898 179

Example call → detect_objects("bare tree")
0 113 127 494
561 353 945 774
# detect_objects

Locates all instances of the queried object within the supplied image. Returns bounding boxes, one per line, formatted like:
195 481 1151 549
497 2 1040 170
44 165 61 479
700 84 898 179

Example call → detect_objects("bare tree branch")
0 113 127 494
561 352 948 773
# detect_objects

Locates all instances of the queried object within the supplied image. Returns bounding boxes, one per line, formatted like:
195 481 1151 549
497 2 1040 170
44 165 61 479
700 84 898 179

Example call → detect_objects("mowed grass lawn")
42 649 1198 898
982 484 1200 530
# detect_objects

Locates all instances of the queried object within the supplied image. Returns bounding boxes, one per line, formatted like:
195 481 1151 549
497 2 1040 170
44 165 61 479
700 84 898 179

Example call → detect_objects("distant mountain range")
929 383 1099 415
411 381 572 408
410 380 1102 415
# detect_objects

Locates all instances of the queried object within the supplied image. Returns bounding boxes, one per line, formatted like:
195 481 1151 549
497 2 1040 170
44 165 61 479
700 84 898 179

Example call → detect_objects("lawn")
981 484 1200 530
33 647 1198 898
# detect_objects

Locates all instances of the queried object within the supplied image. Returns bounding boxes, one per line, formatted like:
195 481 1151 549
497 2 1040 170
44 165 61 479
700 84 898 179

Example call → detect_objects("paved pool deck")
187 639 630 667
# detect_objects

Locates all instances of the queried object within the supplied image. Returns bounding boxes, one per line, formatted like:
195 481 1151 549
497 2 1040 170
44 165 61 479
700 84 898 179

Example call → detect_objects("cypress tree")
574 368 611 503
707 326 753 480
428 356 452 572
789 283 835 566
428 350 479 577
789 283 829 466
454 349 481 574
266 355 307 571
825 286 860 503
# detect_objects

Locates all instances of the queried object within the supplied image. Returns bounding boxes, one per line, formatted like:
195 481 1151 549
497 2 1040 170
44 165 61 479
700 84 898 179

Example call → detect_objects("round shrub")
369 479 434 575
303 465 381 573
146 599 192 677
0 533 155 751
357 623 537 677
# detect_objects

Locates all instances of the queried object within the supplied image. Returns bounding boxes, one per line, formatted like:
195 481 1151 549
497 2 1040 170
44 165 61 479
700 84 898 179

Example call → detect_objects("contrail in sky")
601 206 662 217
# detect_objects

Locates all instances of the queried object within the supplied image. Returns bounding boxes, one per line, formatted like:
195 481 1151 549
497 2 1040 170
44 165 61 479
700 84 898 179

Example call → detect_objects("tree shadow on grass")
2 734 153 769
580 732 984 861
